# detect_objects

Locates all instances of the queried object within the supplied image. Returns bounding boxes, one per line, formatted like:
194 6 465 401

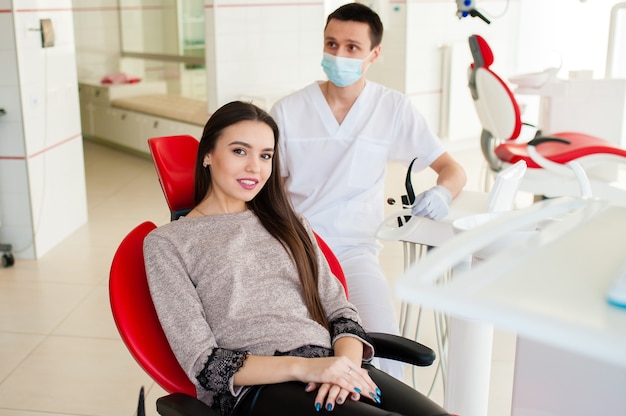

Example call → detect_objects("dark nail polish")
337 397 343 404
327 403 333 411
376 388 382 396
315 402 321 412
354 387 362 394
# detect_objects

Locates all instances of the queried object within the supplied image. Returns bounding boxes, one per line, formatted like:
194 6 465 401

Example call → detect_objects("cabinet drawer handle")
153 120 159 128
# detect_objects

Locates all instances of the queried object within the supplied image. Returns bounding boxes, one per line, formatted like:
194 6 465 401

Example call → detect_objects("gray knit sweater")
144 210 374 414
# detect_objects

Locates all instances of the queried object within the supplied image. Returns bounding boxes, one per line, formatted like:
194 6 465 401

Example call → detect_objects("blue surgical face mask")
321 51 373 87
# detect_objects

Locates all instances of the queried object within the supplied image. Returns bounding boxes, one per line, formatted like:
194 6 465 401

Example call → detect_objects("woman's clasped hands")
301 356 381 412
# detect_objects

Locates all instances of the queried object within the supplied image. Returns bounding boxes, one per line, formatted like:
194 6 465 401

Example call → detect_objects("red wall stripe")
0 133 83 161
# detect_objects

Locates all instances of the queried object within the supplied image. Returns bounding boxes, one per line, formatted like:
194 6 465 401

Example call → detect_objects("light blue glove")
411 185 452 221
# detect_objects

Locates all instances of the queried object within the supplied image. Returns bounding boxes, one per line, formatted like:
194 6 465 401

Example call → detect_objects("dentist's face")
323 19 379 63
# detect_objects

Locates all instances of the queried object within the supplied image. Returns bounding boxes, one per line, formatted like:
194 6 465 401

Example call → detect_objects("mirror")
119 0 205 62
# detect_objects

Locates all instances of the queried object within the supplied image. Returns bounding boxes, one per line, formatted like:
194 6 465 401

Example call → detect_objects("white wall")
0 0 88 259
207 0 327 111
516 0 620 78
70 0 626 138
0 0 32 257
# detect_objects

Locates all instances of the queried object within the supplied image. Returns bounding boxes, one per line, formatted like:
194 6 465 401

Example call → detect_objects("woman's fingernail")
337 397 344 404
376 387 382 396
315 402 321 412
327 403 333 411
354 387 362 394
352 393 359 400
370 392 382 403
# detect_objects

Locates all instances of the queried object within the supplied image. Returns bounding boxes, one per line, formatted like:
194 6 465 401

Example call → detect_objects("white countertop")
395 198 626 368
377 190 491 246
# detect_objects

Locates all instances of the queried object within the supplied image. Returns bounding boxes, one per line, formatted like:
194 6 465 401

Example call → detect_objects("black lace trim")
330 317 372 344
274 344 332 358
196 348 248 416
197 344 346 415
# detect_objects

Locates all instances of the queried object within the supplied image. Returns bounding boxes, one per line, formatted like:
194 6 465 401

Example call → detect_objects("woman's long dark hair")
195 101 329 330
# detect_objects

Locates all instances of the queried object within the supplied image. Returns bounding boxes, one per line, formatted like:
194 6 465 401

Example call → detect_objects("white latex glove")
411 185 452 221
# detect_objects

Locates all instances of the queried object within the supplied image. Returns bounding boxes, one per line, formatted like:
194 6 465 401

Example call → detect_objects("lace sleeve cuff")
330 317 375 360
196 348 249 394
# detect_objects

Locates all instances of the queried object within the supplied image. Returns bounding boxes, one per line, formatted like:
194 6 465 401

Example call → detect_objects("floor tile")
0 410 71 416
52 285 119 339
0 333 45 383
0 336 153 416
144 383 170 416
0 280 92 334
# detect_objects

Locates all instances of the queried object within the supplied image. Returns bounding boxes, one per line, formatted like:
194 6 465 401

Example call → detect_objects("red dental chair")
109 135 443 416
147 135 198 221
468 34 626 200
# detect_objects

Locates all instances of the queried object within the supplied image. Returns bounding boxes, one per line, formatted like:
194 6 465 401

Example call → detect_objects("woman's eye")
261 154 272 160
233 148 246 155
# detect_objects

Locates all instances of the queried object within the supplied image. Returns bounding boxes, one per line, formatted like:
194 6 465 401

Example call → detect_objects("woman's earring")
203 162 209 168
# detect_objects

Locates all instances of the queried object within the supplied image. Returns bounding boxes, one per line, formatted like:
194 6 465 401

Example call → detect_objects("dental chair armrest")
368 332 436 367
156 393 218 416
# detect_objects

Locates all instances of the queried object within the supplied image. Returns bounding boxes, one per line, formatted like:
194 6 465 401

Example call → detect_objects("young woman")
144 101 449 416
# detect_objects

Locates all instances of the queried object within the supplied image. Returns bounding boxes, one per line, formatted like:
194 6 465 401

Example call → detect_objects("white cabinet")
130 116 202 154
140 117 203 152
92 107 141 149
78 80 202 155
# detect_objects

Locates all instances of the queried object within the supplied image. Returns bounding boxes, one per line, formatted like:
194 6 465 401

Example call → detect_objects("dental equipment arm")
456 0 491 24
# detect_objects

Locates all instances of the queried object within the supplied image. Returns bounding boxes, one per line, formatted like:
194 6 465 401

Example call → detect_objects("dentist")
270 3 466 381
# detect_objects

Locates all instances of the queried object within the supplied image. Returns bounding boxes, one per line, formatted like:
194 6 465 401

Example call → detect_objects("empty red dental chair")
468 34 626 200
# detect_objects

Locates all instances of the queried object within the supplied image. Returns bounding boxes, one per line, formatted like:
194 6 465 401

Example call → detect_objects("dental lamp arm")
456 0 491 24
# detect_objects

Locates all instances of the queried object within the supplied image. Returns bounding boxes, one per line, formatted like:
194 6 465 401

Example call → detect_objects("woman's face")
204 120 274 208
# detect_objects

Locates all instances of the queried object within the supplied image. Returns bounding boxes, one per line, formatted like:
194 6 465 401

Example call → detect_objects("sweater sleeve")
143 231 247 399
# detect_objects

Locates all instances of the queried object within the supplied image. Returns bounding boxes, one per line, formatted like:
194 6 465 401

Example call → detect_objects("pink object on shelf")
101 72 141 85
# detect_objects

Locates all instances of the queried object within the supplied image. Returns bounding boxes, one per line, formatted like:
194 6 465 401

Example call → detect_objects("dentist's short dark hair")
325 3 383 49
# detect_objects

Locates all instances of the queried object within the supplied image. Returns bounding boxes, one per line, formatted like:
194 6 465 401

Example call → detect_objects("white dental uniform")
270 81 445 380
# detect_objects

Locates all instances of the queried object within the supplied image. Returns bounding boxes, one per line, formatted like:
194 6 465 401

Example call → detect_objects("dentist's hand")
411 185 452 220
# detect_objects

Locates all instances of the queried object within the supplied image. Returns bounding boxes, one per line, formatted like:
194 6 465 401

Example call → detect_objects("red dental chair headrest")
469 34 494 68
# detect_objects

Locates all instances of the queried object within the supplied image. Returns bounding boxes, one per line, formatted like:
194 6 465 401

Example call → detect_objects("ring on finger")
347 367 353 376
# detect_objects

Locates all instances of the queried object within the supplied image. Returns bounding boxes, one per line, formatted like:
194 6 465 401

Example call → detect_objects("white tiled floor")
0 139 516 416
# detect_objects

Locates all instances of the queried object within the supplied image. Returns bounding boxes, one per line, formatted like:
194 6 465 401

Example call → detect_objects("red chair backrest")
468 34 522 142
110 223 349 398
469 33 494 69
148 135 199 219
109 221 197 396
314 232 349 299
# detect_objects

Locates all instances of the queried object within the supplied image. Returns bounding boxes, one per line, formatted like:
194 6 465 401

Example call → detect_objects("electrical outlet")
40 18 55 48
